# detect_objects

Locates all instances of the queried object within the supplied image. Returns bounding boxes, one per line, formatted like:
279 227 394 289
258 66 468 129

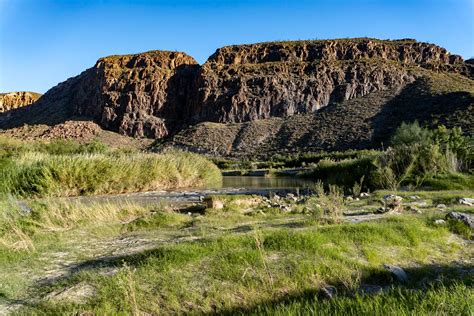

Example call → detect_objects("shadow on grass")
19 232 474 314
208 263 474 315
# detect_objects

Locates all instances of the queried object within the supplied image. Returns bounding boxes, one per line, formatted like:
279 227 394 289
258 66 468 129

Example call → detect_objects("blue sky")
1 0 473 93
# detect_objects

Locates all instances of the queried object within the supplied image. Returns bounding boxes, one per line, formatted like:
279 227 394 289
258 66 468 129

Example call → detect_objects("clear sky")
1 0 473 93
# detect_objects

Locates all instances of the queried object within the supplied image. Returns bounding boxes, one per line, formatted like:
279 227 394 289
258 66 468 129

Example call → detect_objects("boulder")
204 197 224 210
382 195 404 213
445 212 474 229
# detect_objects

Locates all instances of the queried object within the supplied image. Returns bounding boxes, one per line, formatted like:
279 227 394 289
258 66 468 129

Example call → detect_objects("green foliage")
13 216 466 315
242 283 472 315
303 156 377 192
123 212 190 232
374 122 473 190
0 137 109 159
390 121 432 147
41 139 108 155
432 125 473 171
351 175 365 197
446 218 473 240
0 151 222 197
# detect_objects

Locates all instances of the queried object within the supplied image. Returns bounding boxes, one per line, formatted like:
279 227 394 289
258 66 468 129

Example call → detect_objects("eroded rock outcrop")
3 51 198 138
0 92 42 112
189 39 472 123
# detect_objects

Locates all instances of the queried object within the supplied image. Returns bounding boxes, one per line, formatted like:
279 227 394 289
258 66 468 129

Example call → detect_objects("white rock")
459 198 474 206
383 194 403 202
434 219 446 225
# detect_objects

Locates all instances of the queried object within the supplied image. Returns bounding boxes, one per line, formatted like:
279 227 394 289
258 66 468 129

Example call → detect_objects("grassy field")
0 189 472 315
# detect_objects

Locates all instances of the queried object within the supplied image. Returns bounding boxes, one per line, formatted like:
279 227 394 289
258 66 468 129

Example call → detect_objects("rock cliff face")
0 92 41 112
189 39 472 123
9 51 198 138
1 38 473 154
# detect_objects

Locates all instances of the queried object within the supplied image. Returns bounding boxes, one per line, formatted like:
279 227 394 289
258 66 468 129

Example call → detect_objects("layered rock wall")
22 51 198 138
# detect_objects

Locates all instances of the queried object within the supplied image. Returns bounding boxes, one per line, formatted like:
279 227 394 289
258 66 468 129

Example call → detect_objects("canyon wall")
1 38 472 149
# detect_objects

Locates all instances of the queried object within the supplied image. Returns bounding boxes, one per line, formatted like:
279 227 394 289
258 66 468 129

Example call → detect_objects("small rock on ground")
45 282 96 304
459 198 474 206
319 286 337 299
383 264 408 283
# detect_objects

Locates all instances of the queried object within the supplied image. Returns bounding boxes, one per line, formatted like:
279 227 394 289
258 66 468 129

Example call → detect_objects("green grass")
0 136 109 158
301 156 377 192
0 150 221 197
237 283 473 315
0 187 472 314
10 215 470 315
418 173 474 190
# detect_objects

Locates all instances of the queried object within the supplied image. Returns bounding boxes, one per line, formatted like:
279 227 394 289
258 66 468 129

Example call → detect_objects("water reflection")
221 176 314 189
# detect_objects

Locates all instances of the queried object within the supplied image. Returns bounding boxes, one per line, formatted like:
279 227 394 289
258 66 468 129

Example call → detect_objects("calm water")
69 176 315 206
221 176 314 189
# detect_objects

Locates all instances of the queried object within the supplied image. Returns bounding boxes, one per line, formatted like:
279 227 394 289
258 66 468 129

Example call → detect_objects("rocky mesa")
0 91 42 113
1 38 473 156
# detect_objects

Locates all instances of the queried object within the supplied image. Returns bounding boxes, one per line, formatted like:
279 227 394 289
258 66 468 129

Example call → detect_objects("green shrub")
374 122 472 190
303 156 377 192
391 121 432 147
41 139 108 155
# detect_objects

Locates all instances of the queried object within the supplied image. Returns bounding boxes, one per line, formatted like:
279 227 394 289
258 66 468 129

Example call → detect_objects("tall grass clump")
0 197 155 252
305 182 345 222
0 136 108 158
0 151 222 197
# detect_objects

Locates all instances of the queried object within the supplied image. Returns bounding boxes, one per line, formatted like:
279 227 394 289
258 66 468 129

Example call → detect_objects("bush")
374 122 472 190
0 137 109 158
391 121 432 147
41 139 108 155
303 156 378 192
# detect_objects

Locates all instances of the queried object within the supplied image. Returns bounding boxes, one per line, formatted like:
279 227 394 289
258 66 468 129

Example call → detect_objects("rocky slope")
0 91 42 112
162 72 473 157
1 38 473 155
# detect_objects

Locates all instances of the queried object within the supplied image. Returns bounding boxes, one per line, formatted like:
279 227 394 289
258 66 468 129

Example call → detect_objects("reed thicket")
0 146 222 197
